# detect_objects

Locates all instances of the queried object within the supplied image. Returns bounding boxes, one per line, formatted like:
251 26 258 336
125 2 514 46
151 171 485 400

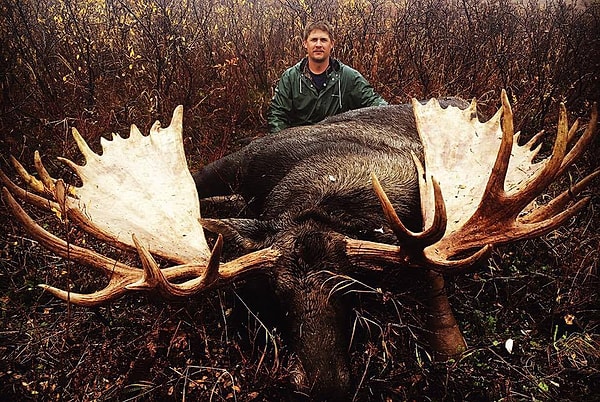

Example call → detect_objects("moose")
1 90 597 399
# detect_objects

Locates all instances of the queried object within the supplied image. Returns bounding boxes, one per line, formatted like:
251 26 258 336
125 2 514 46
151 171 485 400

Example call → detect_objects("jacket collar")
298 57 341 77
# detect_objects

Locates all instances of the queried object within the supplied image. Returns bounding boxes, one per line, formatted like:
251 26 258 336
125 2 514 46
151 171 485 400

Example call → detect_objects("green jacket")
267 58 388 133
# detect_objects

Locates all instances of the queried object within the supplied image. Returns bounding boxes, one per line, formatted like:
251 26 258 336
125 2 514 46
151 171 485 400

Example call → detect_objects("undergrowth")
1 0 599 400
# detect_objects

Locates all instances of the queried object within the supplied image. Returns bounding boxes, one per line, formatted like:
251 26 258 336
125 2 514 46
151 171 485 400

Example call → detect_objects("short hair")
303 21 335 41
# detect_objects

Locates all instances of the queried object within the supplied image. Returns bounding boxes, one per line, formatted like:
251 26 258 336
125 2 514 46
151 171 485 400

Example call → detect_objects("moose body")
192 99 469 397
2 91 595 401
195 100 473 231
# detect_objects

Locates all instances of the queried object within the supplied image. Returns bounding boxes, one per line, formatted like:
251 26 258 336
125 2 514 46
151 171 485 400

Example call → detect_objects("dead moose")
1 90 597 399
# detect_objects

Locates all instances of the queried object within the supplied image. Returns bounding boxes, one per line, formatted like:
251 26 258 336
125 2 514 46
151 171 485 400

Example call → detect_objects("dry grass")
1 0 599 400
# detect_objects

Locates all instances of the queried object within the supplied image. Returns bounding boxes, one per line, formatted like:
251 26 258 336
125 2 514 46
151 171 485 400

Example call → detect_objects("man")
267 21 388 133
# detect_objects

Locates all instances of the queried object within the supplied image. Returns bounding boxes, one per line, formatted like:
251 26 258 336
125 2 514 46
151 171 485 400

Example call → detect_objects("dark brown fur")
194 99 469 399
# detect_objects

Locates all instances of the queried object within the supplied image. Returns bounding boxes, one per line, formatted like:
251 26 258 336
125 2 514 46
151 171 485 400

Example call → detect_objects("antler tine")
128 234 164 291
371 172 446 246
558 102 597 176
0 168 60 213
38 281 131 307
480 90 514 203
128 234 225 297
521 170 599 224
54 179 69 220
10 155 47 195
3 185 282 303
505 101 568 209
33 151 57 193
2 187 143 306
567 118 580 145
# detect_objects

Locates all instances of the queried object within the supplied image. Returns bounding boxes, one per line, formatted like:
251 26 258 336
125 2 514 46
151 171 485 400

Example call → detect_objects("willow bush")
0 0 598 400
1 0 598 162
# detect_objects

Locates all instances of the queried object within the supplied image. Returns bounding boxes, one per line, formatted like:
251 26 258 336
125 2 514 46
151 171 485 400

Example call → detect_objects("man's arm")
350 71 388 108
267 74 294 133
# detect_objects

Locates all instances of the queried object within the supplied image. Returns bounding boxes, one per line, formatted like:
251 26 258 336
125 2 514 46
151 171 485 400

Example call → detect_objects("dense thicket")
0 0 598 400
1 0 598 161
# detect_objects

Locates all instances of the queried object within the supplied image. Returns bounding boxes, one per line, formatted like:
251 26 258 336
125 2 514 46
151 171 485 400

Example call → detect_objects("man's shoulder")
333 59 361 77
286 59 305 73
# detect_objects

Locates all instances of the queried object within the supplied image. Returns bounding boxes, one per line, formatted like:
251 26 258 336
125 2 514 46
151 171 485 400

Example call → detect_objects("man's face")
303 29 334 63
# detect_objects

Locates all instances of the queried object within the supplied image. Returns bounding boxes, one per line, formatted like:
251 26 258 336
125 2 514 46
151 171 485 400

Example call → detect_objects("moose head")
1 90 597 399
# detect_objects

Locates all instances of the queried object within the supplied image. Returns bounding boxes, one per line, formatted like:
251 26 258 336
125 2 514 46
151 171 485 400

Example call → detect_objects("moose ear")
200 218 281 250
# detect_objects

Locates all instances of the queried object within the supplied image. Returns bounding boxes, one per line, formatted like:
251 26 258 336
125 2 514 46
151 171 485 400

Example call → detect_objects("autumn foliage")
0 0 599 400
1 0 598 160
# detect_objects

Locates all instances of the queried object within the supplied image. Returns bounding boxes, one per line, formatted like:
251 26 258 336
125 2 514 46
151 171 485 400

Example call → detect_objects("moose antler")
348 90 598 272
1 106 280 306
2 94 595 307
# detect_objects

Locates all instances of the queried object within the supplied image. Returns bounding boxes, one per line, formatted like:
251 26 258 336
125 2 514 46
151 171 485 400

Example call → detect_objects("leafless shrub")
0 0 598 400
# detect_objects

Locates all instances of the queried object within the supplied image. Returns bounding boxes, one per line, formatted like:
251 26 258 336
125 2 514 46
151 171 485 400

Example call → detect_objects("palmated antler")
1 107 280 306
348 90 598 272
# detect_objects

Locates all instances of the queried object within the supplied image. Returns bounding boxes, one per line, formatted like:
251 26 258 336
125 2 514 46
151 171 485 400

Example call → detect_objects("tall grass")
0 0 598 400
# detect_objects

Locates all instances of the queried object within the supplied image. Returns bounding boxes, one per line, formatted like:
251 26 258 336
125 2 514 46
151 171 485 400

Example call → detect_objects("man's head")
303 21 335 42
303 21 335 65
